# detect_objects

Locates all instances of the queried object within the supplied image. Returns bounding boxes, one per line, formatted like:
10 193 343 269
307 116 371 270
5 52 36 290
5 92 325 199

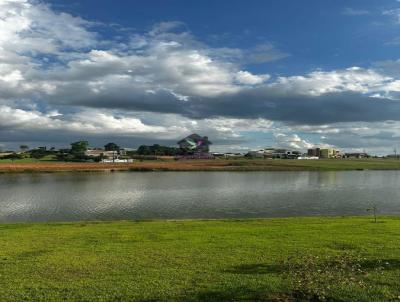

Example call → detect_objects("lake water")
0 171 399 223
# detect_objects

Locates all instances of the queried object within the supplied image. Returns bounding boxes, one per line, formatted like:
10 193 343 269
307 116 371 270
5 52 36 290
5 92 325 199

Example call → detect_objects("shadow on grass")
215 257 400 302
329 242 359 251
359 258 400 271
224 263 283 275
141 287 344 302
15 249 49 259
225 258 400 277
190 287 276 302
139 288 285 302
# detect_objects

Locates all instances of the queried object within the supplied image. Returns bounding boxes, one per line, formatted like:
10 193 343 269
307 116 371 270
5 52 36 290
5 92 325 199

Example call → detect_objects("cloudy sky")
1 0 400 154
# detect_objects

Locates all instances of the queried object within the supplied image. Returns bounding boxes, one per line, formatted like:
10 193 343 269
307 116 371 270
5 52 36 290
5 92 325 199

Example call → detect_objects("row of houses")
178 135 374 160
307 148 370 159
245 149 302 159
84 148 134 162
81 135 371 161
81 134 213 162
0 133 378 161
244 148 371 159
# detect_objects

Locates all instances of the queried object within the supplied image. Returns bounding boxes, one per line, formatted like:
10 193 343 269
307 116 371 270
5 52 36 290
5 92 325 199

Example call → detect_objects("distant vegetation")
136 144 181 156
0 142 90 162
0 142 185 162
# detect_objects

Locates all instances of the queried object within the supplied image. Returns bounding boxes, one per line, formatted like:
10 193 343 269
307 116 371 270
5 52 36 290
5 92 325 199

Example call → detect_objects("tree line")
0 141 182 161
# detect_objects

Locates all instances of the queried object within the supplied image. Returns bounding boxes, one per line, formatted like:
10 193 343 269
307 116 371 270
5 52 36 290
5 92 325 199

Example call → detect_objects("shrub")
282 253 369 301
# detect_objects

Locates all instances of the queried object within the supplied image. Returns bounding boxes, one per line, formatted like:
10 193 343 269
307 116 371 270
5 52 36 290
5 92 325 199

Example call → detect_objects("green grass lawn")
0 155 59 163
225 158 400 171
2 158 400 172
1 217 399 301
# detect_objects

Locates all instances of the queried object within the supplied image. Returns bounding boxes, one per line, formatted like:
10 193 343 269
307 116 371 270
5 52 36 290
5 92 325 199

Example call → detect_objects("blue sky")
1 0 400 154
50 0 400 73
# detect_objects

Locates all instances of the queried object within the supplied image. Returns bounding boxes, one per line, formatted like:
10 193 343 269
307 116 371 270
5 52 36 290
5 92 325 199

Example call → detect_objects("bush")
2 153 23 160
282 253 369 301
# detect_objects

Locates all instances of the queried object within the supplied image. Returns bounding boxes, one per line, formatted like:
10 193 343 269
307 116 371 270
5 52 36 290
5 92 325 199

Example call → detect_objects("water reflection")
0 171 399 222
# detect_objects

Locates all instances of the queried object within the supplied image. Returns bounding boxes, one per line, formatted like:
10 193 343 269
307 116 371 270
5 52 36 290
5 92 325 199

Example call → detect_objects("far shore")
1 158 400 173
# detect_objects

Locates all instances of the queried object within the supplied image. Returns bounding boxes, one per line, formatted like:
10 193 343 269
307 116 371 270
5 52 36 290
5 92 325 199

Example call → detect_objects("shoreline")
2 158 400 173
1 215 398 225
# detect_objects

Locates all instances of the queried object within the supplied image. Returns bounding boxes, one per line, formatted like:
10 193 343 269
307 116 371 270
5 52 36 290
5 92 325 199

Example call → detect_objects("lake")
0 171 399 223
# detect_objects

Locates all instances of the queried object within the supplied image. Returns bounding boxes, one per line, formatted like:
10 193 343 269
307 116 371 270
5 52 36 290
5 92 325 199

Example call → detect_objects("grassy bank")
1 158 400 172
1 217 399 301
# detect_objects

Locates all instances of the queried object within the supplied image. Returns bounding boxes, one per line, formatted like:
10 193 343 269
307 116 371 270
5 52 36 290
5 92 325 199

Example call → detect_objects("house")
212 152 242 158
101 158 134 163
263 148 277 159
285 150 302 159
246 150 265 158
320 149 334 159
85 149 119 160
224 152 243 158
344 152 370 159
320 148 342 158
0 152 13 158
308 148 342 159
246 148 301 159
177 134 212 154
212 152 225 158
307 148 320 157
298 156 319 160
272 149 288 159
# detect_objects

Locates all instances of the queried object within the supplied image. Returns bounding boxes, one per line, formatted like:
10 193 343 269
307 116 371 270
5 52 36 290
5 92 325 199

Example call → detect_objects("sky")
1 0 400 154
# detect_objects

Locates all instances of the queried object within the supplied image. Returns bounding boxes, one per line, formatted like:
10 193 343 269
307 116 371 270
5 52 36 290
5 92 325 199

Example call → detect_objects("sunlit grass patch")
0 217 399 301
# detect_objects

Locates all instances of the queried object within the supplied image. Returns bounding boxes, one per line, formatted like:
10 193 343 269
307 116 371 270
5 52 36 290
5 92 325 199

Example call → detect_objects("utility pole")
394 148 398 160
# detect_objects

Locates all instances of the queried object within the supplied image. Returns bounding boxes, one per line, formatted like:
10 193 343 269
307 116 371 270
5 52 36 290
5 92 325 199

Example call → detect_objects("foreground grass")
2 158 400 172
1 217 399 301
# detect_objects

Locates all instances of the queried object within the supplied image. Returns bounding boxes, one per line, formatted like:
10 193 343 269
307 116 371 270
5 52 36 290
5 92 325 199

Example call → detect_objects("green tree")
104 142 120 151
136 144 180 156
70 141 89 161
30 149 47 159
70 141 89 155
5 153 23 162
19 145 29 153
137 145 151 155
